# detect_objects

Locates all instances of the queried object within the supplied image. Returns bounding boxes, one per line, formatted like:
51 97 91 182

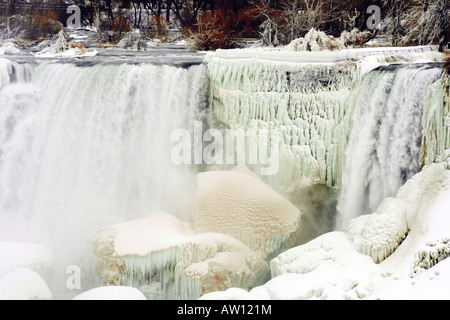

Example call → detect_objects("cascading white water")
336 65 443 230
0 59 208 275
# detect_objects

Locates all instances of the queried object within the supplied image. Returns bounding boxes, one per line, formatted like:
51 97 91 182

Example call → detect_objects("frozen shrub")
117 33 147 51
340 28 373 48
286 29 342 51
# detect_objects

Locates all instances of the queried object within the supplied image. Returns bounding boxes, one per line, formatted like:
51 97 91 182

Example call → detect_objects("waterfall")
0 60 208 260
336 65 443 230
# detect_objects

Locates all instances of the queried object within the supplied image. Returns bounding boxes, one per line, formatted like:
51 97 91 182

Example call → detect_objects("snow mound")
192 170 301 255
0 242 54 278
347 198 409 263
88 212 269 300
286 29 342 52
271 232 374 278
204 232 377 300
0 41 21 55
73 286 147 300
34 29 98 58
0 268 52 300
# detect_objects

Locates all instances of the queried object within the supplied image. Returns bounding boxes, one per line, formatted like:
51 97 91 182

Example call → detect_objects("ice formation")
202 232 377 300
88 212 269 300
346 198 408 263
73 286 147 300
285 29 342 52
421 74 450 166
192 170 301 255
206 54 360 189
270 232 375 279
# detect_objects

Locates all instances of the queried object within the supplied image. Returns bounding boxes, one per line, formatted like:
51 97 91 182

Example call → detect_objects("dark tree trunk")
6 0 16 17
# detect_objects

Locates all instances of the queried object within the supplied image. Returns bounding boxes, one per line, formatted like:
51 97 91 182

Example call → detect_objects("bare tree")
418 0 449 51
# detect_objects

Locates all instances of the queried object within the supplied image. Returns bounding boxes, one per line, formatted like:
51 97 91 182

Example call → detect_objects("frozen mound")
202 232 376 300
347 198 409 263
206 53 360 189
0 268 52 300
286 29 342 52
0 41 21 55
192 170 301 255
88 212 269 300
73 286 147 300
0 242 54 278
270 232 374 278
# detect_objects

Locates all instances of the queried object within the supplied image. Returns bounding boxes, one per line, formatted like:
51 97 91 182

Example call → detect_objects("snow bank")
88 212 268 300
193 170 301 255
73 286 147 300
0 268 52 300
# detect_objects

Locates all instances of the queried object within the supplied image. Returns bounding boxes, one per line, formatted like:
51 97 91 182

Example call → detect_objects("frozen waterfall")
0 59 208 262
336 64 443 230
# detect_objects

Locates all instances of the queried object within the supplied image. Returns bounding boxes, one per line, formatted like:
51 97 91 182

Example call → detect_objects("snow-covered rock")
0 41 21 55
0 268 52 300
73 286 147 300
192 170 301 255
88 212 269 300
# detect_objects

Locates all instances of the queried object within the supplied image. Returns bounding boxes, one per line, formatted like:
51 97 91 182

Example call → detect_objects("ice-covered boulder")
192 170 301 255
88 212 269 300
0 268 52 300
347 198 409 263
73 286 147 300
202 232 377 300
271 232 374 278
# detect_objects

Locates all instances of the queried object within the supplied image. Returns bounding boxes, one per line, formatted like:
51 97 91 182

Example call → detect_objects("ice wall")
421 72 450 166
206 56 360 189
